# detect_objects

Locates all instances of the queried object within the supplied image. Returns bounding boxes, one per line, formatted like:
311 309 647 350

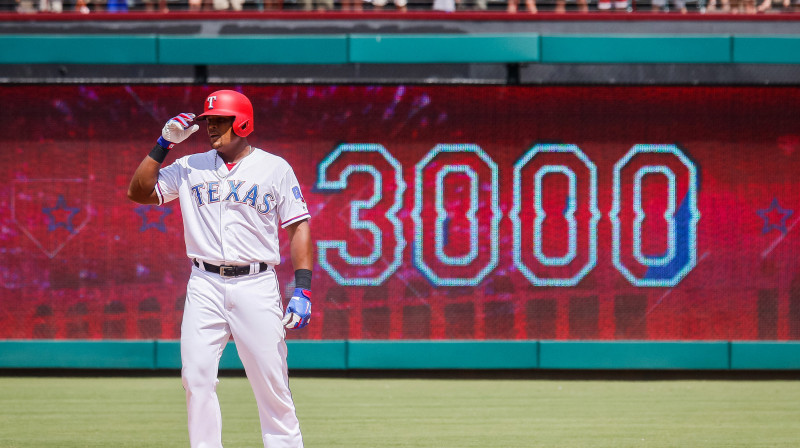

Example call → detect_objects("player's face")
206 115 236 150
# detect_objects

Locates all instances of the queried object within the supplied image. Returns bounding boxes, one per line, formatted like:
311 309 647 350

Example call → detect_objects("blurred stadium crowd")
8 0 800 14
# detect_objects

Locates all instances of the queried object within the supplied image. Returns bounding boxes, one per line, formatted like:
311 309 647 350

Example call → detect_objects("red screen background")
1 85 798 341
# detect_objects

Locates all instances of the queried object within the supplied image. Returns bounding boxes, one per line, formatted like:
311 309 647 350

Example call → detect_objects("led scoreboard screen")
1 85 799 341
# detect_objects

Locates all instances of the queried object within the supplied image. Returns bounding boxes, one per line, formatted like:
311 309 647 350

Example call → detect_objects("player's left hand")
282 288 311 330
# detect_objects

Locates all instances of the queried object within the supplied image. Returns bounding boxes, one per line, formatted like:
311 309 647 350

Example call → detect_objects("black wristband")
294 269 312 291
148 143 170 164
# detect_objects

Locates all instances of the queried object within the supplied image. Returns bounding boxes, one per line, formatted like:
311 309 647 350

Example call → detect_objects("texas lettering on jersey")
189 180 278 214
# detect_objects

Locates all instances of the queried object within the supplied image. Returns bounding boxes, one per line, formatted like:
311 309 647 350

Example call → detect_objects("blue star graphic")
757 198 793 235
42 195 80 233
135 205 172 232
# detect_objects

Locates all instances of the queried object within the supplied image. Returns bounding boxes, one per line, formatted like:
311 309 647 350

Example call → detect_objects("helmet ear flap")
234 119 251 137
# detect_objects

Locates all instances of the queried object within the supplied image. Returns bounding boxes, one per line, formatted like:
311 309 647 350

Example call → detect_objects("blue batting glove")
282 288 311 330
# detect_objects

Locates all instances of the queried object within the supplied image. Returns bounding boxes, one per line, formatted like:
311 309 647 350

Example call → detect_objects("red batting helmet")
197 90 254 137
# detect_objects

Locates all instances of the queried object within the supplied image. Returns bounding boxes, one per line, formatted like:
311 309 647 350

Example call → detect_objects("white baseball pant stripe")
181 265 303 448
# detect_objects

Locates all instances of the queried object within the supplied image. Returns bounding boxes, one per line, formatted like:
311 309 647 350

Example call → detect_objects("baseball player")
127 89 312 448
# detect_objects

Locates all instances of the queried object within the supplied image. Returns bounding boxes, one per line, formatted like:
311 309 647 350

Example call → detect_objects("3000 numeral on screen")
316 143 700 288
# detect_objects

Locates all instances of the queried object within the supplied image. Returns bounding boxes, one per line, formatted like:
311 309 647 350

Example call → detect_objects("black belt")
193 259 270 278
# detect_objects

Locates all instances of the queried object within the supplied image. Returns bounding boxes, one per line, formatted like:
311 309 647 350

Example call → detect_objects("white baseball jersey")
155 147 310 265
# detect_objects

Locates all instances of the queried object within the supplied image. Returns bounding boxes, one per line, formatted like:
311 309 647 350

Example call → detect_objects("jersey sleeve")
155 160 183 205
276 166 311 228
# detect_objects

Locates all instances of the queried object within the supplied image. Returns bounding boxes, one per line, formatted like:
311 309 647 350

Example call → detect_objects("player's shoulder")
252 147 292 170
171 150 216 168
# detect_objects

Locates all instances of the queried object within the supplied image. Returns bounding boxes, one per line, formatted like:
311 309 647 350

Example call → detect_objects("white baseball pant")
180 265 303 448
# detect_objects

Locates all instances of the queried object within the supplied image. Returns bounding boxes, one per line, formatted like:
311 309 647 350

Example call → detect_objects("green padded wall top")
349 33 540 64
539 341 730 370
732 35 800 64
2 340 800 370
541 34 731 64
347 340 538 369
158 35 348 65
3 33 797 65
0 35 158 64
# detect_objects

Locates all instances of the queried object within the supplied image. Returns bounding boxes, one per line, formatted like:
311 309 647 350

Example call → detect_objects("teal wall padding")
153 341 245 370
540 35 732 64
3 34 799 65
155 340 181 369
730 342 800 370
732 36 800 64
539 341 730 370
2 340 799 370
349 34 540 63
347 340 538 369
158 36 349 65
219 343 245 369
285 341 348 370
155 340 348 370
0 35 158 64
0 340 156 369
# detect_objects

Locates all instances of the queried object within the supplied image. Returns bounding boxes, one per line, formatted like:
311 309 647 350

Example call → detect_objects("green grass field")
0 375 799 447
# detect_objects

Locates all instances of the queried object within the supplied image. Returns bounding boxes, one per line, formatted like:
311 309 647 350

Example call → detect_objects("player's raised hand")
159 113 199 148
282 288 311 330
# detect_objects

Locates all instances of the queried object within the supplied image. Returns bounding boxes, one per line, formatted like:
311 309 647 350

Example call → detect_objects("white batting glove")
159 113 199 148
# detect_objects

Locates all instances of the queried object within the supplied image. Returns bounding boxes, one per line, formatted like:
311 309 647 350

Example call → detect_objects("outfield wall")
2 33 800 65
3 17 800 84
2 340 800 370
1 17 800 372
